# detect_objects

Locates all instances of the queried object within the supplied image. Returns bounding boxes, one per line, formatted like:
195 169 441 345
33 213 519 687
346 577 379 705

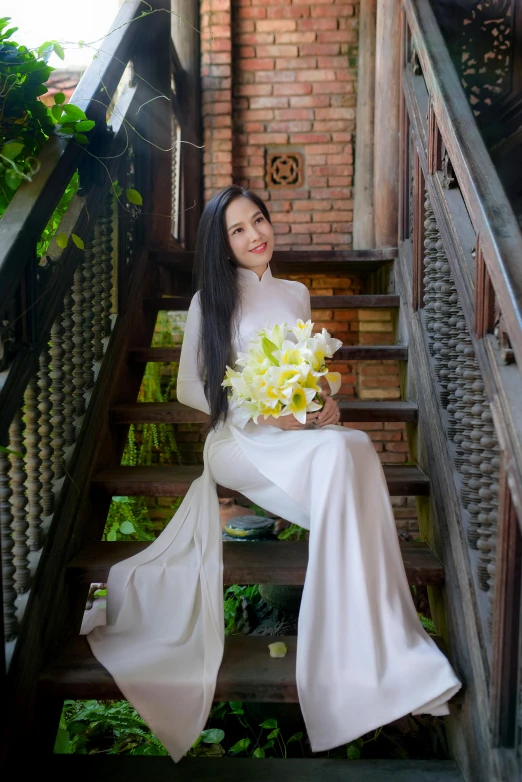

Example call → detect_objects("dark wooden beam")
69 540 445 587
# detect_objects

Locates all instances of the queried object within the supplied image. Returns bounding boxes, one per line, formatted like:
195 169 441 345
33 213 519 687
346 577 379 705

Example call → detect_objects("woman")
87 185 461 762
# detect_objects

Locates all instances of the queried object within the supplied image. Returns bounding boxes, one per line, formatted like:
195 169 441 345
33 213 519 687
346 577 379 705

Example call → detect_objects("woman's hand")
314 393 341 427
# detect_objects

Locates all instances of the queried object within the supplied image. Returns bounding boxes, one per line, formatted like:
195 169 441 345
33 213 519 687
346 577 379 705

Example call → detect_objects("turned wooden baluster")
23 377 43 551
92 220 105 363
49 317 66 480
100 197 114 339
422 194 438 356
72 263 86 418
0 447 17 639
8 412 29 594
83 237 95 391
61 291 76 449
38 346 54 516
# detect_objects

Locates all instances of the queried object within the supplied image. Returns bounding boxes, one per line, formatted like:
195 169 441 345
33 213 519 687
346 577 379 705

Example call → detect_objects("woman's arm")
176 294 211 415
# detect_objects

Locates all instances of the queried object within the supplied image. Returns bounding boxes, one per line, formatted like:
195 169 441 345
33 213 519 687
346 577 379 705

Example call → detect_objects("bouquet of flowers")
222 319 343 427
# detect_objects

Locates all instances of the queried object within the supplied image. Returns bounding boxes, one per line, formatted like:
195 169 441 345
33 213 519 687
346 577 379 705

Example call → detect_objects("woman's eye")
256 217 264 224
233 227 242 234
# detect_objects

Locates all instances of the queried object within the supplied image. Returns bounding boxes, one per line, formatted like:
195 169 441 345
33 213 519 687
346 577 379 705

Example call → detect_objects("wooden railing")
398 1 522 778
0 0 200 754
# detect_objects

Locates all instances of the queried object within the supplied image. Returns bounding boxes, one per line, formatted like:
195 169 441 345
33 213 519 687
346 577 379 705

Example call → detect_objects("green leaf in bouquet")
261 336 278 365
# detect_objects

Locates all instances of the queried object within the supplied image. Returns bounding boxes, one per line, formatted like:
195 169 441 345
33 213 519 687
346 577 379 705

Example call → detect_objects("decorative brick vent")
266 151 304 188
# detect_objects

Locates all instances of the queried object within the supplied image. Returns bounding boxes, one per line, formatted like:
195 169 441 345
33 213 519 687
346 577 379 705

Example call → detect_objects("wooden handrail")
0 0 143 310
404 0 522 369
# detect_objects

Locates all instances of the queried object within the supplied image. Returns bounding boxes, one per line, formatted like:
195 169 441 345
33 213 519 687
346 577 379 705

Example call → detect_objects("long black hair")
194 184 272 430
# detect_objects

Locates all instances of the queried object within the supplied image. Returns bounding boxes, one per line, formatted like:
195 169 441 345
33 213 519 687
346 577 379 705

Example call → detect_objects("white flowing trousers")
87 420 462 761
210 422 462 752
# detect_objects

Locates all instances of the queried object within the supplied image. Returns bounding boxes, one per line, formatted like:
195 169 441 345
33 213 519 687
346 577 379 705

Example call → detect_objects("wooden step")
69 540 444 587
150 247 398 277
128 344 409 363
146 294 400 312
46 756 464 781
91 464 430 497
110 400 418 425
39 632 447 703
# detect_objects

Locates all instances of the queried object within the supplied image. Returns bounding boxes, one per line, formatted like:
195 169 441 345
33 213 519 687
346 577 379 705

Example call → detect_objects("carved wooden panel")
433 0 522 138
266 152 304 189
474 236 497 337
490 470 522 747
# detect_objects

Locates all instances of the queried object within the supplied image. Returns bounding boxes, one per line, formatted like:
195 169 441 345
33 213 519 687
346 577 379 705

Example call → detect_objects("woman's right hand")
256 412 320 430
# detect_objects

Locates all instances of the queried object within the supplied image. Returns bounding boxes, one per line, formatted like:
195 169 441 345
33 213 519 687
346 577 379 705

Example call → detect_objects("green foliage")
103 496 156 543
0 21 143 257
277 523 309 541
55 700 168 755
223 584 261 636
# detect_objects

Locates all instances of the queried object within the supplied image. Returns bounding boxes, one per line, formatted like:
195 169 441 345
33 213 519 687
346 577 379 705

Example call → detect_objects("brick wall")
201 0 357 247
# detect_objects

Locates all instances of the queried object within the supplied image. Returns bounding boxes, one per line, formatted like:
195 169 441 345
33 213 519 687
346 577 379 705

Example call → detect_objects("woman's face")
225 196 274 273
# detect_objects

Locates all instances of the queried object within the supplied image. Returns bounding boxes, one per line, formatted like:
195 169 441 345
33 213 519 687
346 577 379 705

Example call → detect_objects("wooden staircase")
37 248 464 779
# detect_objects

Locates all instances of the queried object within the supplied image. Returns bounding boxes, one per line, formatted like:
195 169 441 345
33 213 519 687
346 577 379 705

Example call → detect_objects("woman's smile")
250 242 267 254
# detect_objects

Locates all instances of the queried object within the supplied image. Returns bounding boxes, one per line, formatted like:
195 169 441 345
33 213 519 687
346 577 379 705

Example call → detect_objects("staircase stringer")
3 249 158 763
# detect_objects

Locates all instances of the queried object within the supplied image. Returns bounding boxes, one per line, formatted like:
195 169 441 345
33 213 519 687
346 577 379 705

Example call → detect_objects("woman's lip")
250 242 267 253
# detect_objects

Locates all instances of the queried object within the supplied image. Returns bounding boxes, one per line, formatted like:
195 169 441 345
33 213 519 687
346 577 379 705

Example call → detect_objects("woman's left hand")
315 392 341 427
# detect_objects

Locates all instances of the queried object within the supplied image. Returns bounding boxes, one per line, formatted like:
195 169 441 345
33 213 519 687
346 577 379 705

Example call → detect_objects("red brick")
275 32 316 44
206 101 233 115
255 70 296 83
271 120 312 132
313 82 353 94
289 132 331 143
273 224 290 234
271 212 312 223
207 24 231 37
329 177 352 187
300 43 341 55
241 58 275 70
237 7 267 19
317 31 353 43
267 6 311 19
234 84 273 96
311 187 351 199
297 18 337 31
256 20 296 32
273 83 312 96
274 108 314 120
249 133 288 144
275 56 317 70
236 33 274 45
307 154 326 165
270 188 310 200
250 96 289 109
289 95 329 108
202 51 231 66
237 109 274 121
296 69 336 82
274 233 312 245
294 200 331 211
385 442 410 453
291 223 331 234
256 44 299 57
233 20 255 33
235 46 256 58
311 4 355 17
314 120 354 132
